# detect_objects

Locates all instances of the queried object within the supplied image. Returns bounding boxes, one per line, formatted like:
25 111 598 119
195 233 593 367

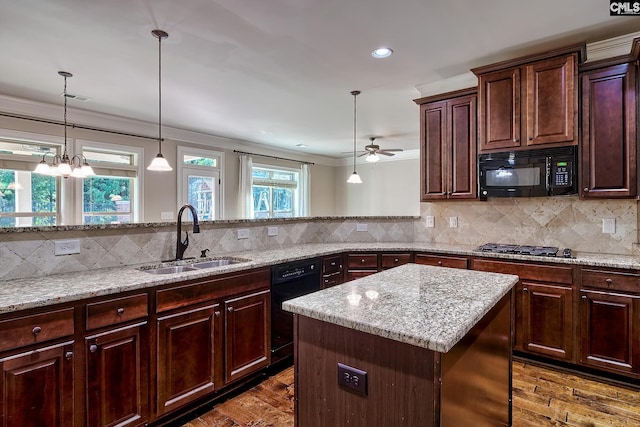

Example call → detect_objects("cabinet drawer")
322 272 342 288
347 254 378 269
323 256 343 274
581 269 640 293
472 258 573 285
381 254 412 269
86 293 148 331
415 254 468 269
0 308 74 353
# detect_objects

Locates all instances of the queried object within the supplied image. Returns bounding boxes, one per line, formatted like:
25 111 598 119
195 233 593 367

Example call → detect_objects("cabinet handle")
514 138 519 142
605 278 612 286
116 307 125 316
32 326 42 336
528 136 533 141
582 295 587 300
89 344 98 353
394 258 399 263
65 351 73 360
324 279 329 283
331 262 336 266
214 311 220 317
583 188 589 192
228 307 234 313
523 287 528 292
361 259 365 264
437 261 443 266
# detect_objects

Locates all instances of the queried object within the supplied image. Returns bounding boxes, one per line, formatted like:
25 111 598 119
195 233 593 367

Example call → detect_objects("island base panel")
293 293 512 427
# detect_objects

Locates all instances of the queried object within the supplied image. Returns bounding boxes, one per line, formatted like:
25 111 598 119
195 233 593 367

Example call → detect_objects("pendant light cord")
63 75 68 157
351 90 360 174
157 32 163 154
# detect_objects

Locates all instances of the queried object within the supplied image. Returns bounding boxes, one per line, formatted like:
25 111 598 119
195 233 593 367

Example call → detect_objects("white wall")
335 158 420 216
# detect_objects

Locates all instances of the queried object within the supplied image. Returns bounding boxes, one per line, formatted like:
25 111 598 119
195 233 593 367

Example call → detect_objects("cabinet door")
0 341 74 427
447 95 477 199
224 290 270 384
156 303 222 416
579 290 640 375
86 322 149 427
419 101 447 200
525 54 577 146
519 282 573 361
478 67 521 151
581 63 637 198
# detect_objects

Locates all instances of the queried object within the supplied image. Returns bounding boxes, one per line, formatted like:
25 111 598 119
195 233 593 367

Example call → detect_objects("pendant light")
147 29 173 171
347 90 362 184
34 72 95 178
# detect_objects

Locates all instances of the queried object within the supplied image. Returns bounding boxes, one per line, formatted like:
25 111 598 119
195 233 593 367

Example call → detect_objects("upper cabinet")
414 88 477 201
472 44 585 153
580 57 637 198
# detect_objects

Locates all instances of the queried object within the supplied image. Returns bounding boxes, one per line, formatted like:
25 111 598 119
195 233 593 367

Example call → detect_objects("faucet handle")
182 232 189 247
200 248 210 258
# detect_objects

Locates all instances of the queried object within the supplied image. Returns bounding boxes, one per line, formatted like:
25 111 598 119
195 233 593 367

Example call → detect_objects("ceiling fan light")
148 153 173 171
365 153 379 163
347 171 362 184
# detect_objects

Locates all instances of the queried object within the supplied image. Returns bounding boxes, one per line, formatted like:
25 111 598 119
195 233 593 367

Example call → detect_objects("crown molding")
586 31 640 62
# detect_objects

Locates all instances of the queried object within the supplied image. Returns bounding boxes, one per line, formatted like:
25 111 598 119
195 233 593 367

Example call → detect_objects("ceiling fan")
358 137 403 162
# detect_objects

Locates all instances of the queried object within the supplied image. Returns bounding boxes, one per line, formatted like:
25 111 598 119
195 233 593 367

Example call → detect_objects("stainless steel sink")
190 259 243 269
141 265 199 274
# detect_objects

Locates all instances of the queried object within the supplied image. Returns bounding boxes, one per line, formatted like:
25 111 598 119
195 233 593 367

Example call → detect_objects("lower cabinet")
415 253 468 269
520 282 573 360
579 289 640 376
346 253 379 281
0 341 75 427
224 290 270 384
85 322 149 427
156 303 222 416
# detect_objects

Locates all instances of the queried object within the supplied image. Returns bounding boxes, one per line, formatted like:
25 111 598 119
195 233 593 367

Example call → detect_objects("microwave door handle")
545 157 551 194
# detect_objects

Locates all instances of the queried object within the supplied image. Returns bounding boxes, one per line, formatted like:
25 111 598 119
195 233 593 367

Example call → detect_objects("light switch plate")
267 226 278 237
426 216 435 228
356 223 368 232
602 218 616 234
449 217 458 228
54 239 80 255
237 229 250 239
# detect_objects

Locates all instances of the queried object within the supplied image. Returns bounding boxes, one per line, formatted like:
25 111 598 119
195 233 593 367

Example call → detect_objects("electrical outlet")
54 239 80 255
337 363 367 396
356 223 368 232
449 217 458 228
267 226 278 237
237 229 250 239
160 211 173 220
602 218 616 234
426 216 435 228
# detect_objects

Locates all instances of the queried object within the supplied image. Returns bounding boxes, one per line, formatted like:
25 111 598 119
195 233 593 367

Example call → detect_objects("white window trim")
252 163 301 219
177 146 224 220
73 139 144 225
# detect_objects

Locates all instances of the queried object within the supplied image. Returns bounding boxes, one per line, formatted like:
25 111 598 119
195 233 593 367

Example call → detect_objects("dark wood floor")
182 360 640 426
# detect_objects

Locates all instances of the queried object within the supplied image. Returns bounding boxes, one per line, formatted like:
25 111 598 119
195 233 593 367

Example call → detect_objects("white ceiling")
0 0 637 159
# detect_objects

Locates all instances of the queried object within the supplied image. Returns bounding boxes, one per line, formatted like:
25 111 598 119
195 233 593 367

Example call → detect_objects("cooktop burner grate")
476 243 560 257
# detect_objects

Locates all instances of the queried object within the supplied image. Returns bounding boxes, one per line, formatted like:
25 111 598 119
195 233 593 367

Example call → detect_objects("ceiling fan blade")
380 148 403 152
378 151 395 156
357 153 369 157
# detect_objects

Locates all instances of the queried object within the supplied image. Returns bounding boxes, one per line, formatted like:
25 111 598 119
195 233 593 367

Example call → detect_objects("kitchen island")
283 263 519 427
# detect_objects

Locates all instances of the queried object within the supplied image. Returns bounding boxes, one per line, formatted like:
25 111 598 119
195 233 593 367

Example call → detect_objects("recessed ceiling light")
295 143 308 147
371 47 393 59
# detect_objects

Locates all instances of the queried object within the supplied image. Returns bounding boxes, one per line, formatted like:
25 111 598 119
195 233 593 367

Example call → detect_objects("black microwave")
478 146 577 200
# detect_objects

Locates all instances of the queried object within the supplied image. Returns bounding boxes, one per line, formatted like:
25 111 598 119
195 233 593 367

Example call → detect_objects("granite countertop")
282 263 519 353
1 241 639 315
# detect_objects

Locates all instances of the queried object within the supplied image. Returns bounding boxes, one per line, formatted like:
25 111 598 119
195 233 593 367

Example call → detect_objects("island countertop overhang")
282 263 519 353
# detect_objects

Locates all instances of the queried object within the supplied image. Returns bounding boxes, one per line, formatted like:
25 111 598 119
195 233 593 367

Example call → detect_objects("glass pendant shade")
57 161 72 177
34 161 50 174
148 152 172 171
347 171 363 184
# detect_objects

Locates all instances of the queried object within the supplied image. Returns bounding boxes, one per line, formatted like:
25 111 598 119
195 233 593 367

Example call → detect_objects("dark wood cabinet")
85 322 149 427
346 253 379 281
520 281 573 360
0 341 75 427
322 255 344 288
224 290 270 384
380 253 412 269
579 268 640 376
415 89 477 200
580 61 637 198
415 253 468 269
155 303 222 416
472 258 575 362
473 45 583 153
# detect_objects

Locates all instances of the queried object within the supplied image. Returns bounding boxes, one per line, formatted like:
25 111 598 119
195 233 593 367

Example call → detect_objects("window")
78 141 142 225
0 138 60 227
252 166 299 219
178 147 223 221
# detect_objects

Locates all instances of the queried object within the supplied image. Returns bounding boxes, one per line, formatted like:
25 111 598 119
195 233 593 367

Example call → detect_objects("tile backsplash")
2 198 639 281
415 196 639 255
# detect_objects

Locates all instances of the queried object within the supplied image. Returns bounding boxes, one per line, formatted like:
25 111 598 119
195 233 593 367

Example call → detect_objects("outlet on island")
337 363 367 396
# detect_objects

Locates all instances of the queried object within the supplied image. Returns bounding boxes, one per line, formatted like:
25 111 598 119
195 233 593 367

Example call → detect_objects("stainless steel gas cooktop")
475 243 571 258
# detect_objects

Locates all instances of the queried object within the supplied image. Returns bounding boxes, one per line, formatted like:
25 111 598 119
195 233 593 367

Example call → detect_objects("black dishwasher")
271 258 321 365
